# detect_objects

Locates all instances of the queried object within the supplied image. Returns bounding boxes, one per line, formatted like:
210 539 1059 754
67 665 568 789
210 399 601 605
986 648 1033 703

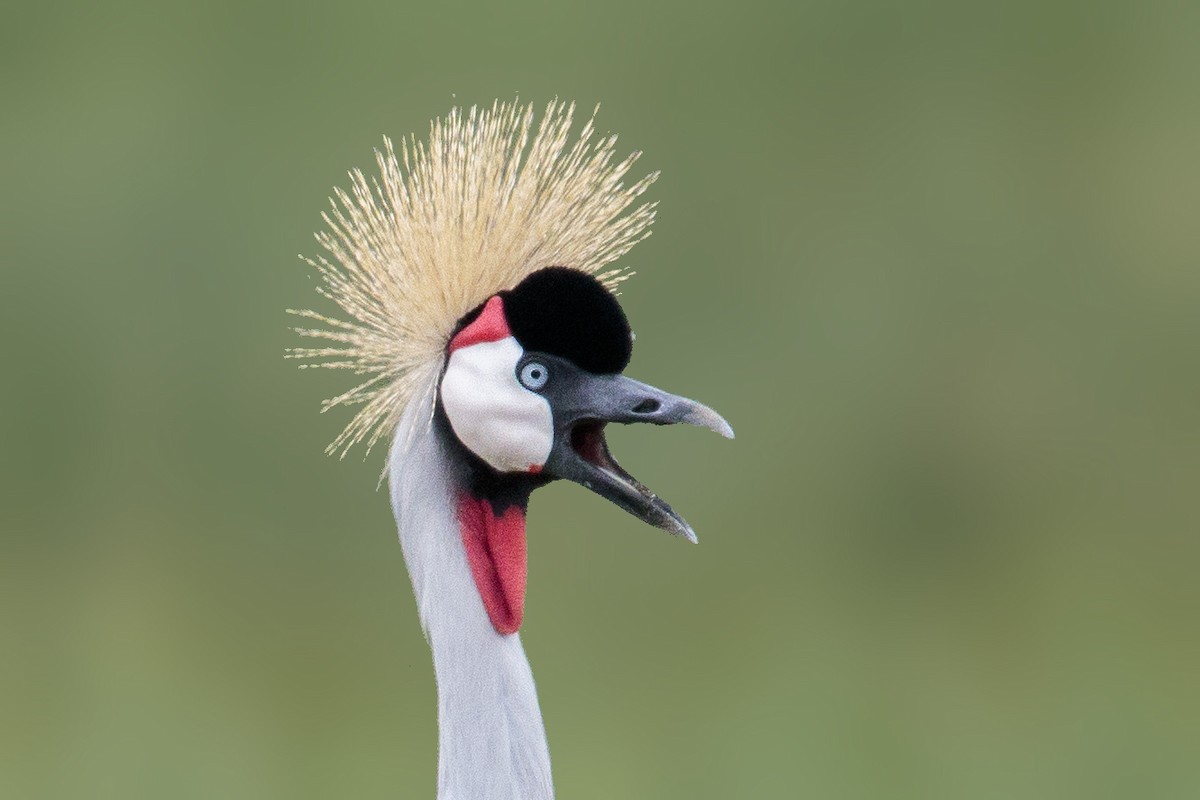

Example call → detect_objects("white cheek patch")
440 337 554 473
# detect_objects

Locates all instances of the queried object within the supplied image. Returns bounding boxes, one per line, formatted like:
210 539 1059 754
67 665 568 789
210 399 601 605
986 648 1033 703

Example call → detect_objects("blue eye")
519 362 549 391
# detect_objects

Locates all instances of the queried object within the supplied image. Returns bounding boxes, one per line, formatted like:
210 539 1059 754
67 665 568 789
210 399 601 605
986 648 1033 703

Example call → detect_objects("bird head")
439 266 733 541
290 100 734 635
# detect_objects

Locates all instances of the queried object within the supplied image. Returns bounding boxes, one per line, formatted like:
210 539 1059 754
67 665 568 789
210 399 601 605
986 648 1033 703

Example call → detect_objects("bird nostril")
631 399 660 414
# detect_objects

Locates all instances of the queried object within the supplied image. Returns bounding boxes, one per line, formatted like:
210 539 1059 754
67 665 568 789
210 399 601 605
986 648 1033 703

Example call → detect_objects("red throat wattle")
457 494 527 635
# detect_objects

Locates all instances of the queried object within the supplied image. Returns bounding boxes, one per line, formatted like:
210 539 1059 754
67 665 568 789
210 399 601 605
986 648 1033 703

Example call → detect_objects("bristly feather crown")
286 99 659 459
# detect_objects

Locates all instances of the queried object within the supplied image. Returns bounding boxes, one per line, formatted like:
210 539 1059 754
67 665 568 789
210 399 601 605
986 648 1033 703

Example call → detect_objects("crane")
289 100 733 800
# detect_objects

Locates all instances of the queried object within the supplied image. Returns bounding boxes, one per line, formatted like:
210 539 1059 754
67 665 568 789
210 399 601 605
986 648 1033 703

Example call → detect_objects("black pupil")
531 369 541 379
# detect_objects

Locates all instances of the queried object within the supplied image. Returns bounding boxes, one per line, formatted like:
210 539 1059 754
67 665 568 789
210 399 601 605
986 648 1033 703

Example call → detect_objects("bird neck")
387 390 554 800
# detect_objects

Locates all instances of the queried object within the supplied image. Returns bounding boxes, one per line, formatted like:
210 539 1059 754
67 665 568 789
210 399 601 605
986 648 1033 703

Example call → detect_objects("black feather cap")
454 267 634 375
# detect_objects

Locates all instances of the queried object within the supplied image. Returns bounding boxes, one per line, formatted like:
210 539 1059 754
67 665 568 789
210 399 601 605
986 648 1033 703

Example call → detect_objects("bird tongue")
457 493 527 635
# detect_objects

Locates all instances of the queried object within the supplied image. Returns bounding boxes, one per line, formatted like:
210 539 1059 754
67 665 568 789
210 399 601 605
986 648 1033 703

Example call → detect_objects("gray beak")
542 372 734 542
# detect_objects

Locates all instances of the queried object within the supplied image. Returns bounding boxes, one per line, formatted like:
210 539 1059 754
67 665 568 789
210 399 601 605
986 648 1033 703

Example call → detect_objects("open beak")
543 374 734 542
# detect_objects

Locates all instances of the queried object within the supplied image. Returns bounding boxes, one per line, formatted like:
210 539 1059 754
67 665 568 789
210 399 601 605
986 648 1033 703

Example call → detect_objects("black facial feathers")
445 267 633 375
501 267 633 375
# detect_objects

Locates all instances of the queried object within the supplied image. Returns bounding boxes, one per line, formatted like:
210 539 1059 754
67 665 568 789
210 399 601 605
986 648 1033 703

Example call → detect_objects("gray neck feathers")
387 389 554 800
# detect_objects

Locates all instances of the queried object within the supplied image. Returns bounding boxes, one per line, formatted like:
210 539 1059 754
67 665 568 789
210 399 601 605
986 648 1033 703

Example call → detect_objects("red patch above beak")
449 295 511 352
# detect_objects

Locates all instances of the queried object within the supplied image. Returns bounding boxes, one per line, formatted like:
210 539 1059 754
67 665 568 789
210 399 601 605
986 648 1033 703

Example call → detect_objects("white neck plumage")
387 387 554 800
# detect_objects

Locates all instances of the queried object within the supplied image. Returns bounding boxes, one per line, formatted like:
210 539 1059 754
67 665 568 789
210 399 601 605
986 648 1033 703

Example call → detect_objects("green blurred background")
3 1 1199 797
